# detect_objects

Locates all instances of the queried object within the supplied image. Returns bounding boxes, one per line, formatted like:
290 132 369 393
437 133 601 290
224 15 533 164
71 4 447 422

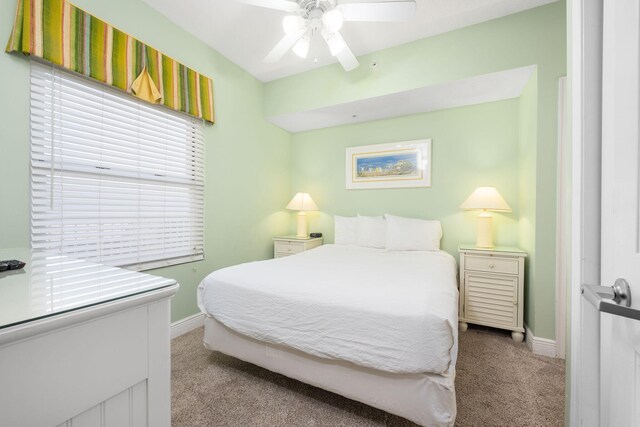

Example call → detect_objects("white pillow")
384 214 442 251
356 215 386 249
334 215 358 246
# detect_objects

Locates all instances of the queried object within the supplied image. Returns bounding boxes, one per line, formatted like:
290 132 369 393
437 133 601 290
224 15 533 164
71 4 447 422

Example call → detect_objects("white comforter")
197 244 458 375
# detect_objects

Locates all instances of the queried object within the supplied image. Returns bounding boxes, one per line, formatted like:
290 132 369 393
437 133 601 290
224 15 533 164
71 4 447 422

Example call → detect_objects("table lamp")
286 193 319 238
460 186 511 248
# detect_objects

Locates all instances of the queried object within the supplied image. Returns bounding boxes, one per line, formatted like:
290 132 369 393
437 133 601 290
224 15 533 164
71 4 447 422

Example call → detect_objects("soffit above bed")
267 65 536 133
141 0 559 82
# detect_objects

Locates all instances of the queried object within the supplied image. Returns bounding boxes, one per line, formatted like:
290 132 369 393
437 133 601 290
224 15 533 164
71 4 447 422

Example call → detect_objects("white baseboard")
171 312 205 339
525 324 558 358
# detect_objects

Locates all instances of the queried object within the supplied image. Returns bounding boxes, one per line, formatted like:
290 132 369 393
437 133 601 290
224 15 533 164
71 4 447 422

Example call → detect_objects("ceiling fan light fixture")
321 29 346 56
292 35 310 58
322 9 343 32
240 0 416 72
282 15 306 35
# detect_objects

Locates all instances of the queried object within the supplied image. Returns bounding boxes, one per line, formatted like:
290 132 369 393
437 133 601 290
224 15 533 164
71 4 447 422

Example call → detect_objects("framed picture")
345 139 432 189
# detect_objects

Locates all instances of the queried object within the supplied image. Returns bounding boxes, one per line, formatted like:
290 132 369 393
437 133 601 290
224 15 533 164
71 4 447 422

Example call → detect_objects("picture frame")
345 139 432 190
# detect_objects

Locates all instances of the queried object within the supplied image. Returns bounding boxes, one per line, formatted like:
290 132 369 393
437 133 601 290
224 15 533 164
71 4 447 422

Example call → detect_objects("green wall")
291 100 521 258
272 2 566 340
0 0 292 322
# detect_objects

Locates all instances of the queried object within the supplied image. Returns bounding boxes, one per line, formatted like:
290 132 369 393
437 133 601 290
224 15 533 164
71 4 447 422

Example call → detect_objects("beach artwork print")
355 152 419 179
345 140 432 189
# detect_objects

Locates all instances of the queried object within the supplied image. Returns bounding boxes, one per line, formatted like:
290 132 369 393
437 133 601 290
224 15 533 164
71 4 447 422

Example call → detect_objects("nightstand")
458 244 527 342
273 236 323 258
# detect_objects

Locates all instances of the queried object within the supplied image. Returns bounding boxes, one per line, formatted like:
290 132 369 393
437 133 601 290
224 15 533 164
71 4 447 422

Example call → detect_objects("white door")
598 0 640 425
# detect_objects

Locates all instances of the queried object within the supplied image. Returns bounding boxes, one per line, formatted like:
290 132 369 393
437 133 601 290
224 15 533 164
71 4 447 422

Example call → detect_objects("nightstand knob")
488 263 495 269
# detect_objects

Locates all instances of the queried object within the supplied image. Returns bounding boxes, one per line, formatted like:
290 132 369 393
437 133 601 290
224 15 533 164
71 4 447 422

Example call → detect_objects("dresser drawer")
464 255 519 275
274 241 303 255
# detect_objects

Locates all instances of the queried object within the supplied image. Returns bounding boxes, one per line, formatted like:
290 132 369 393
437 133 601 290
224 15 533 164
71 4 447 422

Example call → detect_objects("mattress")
197 244 458 374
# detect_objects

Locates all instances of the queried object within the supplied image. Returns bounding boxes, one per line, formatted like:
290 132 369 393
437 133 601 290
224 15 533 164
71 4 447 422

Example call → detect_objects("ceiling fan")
237 0 417 71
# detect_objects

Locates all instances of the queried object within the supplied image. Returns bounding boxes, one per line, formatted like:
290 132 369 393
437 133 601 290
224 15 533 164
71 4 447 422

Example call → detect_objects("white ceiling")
143 0 558 82
267 65 535 132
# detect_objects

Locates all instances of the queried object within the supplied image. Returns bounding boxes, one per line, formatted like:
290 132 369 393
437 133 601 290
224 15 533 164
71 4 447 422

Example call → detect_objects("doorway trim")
556 76 568 359
569 0 604 424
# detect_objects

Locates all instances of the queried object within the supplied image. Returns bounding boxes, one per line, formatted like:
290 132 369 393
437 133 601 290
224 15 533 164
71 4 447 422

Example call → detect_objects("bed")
197 244 459 426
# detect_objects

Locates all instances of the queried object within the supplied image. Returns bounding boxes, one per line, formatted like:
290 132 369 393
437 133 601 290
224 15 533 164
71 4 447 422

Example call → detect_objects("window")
30 61 205 270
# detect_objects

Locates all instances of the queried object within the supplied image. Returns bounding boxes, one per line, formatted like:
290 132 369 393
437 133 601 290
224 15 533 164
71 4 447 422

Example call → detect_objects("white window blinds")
30 61 205 270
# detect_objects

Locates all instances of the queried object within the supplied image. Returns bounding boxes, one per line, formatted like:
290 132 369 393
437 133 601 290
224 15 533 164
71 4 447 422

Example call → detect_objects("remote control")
0 260 26 271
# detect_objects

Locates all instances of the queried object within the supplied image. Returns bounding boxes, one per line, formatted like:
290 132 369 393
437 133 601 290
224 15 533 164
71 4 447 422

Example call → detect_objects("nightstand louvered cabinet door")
458 244 527 342
463 272 518 327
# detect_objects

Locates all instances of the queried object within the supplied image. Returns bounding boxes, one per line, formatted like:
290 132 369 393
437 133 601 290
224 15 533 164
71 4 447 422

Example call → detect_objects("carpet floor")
171 325 565 426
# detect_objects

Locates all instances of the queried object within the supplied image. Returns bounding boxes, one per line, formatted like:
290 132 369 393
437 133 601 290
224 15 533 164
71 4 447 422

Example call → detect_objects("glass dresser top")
0 248 177 330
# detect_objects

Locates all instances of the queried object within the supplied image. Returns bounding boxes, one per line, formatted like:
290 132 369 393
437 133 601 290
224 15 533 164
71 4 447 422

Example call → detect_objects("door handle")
581 278 640 321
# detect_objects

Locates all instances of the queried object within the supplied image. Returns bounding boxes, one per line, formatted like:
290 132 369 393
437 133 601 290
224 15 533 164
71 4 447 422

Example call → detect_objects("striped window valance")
6 0 215 124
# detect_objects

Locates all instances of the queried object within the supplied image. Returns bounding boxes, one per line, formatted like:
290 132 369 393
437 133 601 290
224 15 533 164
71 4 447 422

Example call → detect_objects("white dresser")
458 244 527 342
273 236 323 258
0 249 179 427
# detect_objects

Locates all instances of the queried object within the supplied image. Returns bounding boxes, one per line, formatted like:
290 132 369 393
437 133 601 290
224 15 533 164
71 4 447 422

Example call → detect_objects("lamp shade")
460 187 511 212
286 193 319 211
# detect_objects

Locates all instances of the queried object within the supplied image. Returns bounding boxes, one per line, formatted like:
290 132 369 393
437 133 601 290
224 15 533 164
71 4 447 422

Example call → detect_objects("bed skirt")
203 316 456 427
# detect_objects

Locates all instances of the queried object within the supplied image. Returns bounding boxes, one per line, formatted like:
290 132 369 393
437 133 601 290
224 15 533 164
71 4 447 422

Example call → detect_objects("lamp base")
296 211 308 238
476 212 494 248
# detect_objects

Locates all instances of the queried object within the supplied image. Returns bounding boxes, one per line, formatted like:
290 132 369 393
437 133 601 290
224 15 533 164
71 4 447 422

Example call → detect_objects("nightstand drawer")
274 242 303 254
273 237 323 259
464 255 519 275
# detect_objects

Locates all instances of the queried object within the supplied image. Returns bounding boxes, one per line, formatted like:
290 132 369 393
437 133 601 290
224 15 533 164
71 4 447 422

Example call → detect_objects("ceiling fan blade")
236 0 300 13
264 30 305 63
321 29 345 56
338 1 416 22
336 44 359 72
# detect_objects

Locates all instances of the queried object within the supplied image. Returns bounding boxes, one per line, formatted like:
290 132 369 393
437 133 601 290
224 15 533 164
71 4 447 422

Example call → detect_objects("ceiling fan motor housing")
298 0 336 16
